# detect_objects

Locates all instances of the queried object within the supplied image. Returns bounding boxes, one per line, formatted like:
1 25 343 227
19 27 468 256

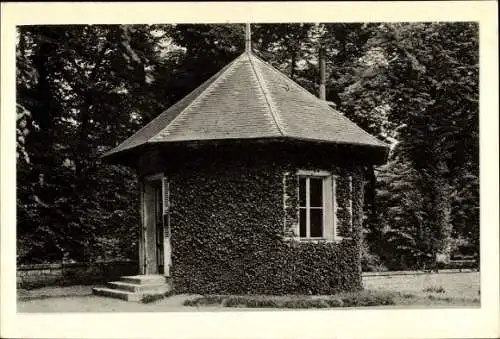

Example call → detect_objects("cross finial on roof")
245 23 251 52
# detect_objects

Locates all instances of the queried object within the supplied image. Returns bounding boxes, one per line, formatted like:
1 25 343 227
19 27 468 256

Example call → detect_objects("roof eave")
100 145 143 167
99 136 390 166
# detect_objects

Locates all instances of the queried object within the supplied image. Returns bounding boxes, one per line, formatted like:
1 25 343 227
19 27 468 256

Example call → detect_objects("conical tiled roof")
103 51 389 160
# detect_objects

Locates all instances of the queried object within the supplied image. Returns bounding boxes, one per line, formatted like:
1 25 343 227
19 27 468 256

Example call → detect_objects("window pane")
310 209 323 237
299 208 307 237
310 178 323 207
299 177 306 207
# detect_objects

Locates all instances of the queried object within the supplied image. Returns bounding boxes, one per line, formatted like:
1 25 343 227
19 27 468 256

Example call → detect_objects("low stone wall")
17 260 138 289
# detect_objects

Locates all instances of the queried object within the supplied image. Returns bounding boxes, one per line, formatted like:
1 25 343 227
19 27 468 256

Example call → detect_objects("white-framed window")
297 170 336 240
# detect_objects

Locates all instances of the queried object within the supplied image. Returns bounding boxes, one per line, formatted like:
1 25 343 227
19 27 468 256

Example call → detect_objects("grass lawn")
17 271 479 312
363 271 479 306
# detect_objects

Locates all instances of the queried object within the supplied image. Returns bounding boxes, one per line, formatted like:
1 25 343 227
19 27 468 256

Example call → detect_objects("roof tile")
103 51 389 159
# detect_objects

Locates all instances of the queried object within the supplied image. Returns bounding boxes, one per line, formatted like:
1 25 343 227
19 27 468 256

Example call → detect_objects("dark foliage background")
17 23 479 270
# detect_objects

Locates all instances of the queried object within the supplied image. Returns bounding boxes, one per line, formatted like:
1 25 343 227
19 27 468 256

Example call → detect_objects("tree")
384 23 479 259
252 23 314 82
342 22 479 266
16 23 479 270
16 25 169 263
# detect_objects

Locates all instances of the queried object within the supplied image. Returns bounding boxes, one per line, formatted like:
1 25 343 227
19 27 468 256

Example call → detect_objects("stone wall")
17 260 138 289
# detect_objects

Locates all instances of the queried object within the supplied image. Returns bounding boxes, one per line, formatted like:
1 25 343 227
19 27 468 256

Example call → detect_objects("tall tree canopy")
16 23 479 270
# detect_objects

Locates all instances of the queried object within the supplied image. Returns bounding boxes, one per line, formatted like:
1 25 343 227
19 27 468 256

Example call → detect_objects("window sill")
283 237 352 244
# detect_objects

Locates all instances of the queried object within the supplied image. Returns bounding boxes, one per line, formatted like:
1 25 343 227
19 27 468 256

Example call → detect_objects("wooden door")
141 175 171 276
143 181 157 274
154 184 164 274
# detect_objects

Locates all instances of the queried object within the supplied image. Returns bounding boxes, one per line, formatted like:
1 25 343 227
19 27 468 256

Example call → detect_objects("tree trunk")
290 49 296 80
426 175 453 260
75 95 92 178
29 38 58 181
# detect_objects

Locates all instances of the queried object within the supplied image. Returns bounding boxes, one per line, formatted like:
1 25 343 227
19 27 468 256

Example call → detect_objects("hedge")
183 290 398 308
139 143 367 295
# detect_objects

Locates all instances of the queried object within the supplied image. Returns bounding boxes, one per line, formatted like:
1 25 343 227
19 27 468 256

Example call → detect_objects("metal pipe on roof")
319 46 326 100
245 23 251 52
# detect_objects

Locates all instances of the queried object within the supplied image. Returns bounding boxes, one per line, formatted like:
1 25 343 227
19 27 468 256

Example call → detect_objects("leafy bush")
423 286 446 293
141 290 174 304
427 295 452 302
340 291 396 307
360 240 387 272
401 293 416 299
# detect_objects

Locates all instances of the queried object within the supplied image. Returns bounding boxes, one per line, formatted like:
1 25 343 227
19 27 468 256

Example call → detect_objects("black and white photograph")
1 2 498 339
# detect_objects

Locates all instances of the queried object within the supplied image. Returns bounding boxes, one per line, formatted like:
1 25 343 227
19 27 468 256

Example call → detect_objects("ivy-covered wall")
138 142 366 295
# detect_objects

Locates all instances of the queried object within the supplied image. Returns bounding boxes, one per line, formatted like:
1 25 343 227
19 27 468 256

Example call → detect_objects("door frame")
140 173 171 276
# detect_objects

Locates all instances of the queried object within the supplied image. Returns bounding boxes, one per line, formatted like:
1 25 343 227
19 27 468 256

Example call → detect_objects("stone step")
107 281 171 293
93 275 173 302
120 275 167 285
92 287 141 302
